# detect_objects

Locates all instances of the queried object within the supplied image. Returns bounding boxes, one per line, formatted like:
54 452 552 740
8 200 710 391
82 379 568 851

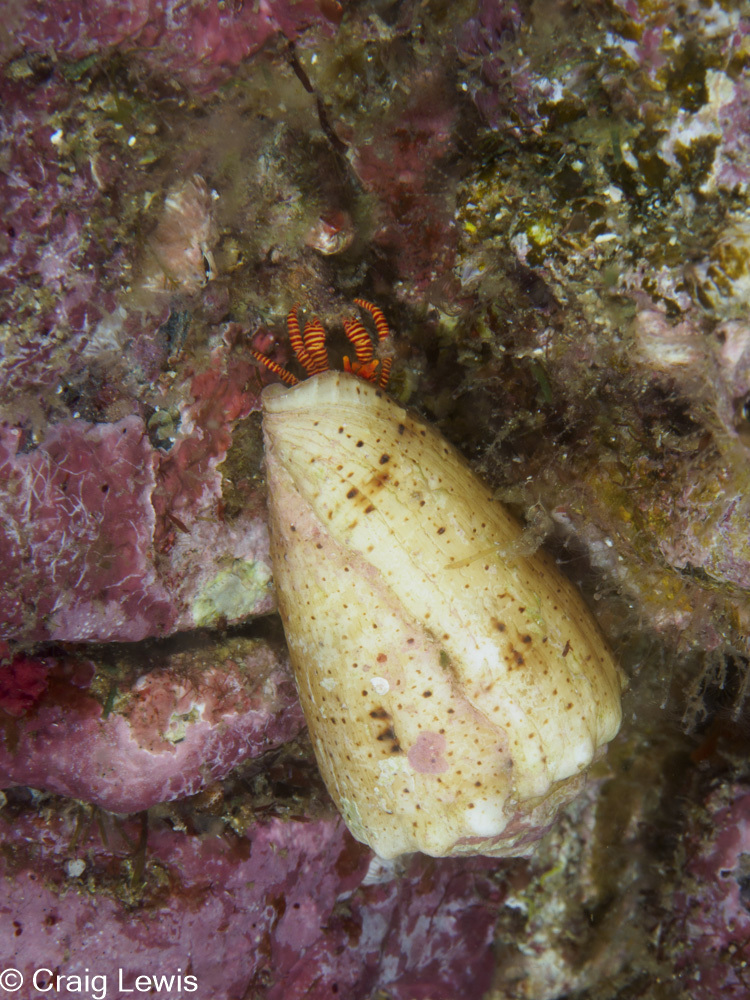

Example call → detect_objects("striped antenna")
354 299 390 341
287 306 314 371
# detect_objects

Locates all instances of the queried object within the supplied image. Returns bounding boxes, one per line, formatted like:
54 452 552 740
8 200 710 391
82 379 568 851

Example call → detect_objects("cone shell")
262 371 623 859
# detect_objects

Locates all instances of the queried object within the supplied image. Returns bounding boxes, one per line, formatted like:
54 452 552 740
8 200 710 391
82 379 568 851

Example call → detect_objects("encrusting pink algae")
2 0 750 996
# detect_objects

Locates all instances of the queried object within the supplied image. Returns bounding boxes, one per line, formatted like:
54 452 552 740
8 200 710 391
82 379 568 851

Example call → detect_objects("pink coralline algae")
0 417 174 643
407 731 449 775
673 782 750 999
352 82 460 302
0 806 503 1000
3 0 338 91
455 0 530 132
0 653 53 718
0 77 125 397
153 357 276 632
714 321 750 437
152 358 259 553
0 639 304 812
655 482 750 594
1 349 273 644
2 60 277 645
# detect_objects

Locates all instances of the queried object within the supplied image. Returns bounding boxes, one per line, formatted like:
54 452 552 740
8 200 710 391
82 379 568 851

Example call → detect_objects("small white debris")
362 854 399 885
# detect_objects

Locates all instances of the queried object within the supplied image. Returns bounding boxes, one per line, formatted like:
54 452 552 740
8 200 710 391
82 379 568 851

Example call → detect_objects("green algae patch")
192 559 273 627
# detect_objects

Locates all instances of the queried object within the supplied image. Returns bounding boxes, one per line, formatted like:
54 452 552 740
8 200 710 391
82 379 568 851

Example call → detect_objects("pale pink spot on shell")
407 732 448 774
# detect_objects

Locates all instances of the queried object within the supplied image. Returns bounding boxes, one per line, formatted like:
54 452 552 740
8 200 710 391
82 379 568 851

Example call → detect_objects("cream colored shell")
262 371 623 859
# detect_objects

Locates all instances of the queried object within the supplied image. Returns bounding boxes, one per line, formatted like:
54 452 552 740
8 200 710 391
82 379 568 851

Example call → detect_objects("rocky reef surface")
2 0 750 997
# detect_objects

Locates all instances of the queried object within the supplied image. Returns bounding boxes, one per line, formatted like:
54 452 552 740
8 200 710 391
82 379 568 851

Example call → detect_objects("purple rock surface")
6 0 750 994
673 781 750 1000
0 417 173 642
1 357 273 644
3 0 338 92
0 639 304 812
0 805 504 1000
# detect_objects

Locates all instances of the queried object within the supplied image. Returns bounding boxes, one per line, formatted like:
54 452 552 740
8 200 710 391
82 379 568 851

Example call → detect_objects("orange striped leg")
378 356 392 388
252 352 299 385
302 318 329 374
343 318 375 363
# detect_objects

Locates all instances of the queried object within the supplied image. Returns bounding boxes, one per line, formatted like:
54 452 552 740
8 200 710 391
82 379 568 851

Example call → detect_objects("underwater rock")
0 802 504 1000
672 780 750 1000
0 653 53 718
3 0 337 92
0 638 303 811
0 417 175 643
0 399 272 644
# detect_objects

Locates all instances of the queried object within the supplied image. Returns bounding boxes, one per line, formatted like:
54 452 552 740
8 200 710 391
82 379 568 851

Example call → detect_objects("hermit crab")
252 298 392 388
254 301 623 859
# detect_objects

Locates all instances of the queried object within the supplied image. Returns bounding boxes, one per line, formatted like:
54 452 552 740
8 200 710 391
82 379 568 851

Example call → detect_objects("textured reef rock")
0 651 53 718
0 390 273 644
671 779 750 1000
455 0 530 133
3 0 750 995
0 70 275 644
2 0 339 92
0 637 304 811
451 0 750 700
1 795 503 1000
1 417 174 643
349 77 461 302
